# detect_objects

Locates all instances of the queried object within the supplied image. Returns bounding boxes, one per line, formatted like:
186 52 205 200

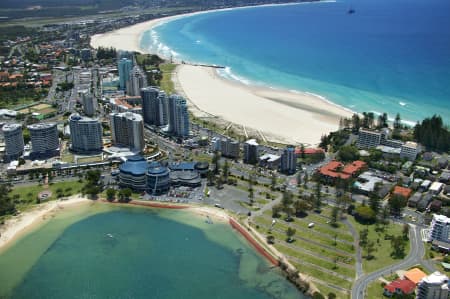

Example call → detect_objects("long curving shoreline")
0 195 90 252
90 5 352 145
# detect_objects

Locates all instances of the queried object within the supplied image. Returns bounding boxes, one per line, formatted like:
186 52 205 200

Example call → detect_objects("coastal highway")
351 225 434 299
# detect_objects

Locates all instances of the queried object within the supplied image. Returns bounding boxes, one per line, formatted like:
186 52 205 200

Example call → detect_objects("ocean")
141 0 450 125
0 204 302 299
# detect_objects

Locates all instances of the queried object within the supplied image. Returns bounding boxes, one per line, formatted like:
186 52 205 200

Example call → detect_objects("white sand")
90 7 353 146
0 195 89 250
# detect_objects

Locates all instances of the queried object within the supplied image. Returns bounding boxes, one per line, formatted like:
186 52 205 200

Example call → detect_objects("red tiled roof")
384 279 416 294
342 160 367 175
319 161 351 179
295 147 325 155
319 160 366 180
393 186 413 199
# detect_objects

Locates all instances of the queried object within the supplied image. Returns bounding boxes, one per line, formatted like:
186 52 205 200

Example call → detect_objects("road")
351 224 434 299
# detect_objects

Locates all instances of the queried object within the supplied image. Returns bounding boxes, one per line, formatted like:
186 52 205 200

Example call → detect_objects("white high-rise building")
168 94 189 137
417 272 449 299
141 87 168 126
69 113 103 154
126 66 146 96
280 145 297 175
243 139 259 164
2 123 24 161
401 141 419 161
27 123 59 159
110 112 144 153
429 214 450 243
81 92 97 117
118 58 133 90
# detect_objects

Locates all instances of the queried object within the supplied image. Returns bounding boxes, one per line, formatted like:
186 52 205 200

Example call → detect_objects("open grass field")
9 180 84 211
348 217 410 273
159 63 177 94
252 207 356 298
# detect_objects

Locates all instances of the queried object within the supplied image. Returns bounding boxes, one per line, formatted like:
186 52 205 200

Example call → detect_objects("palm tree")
286 227 296 243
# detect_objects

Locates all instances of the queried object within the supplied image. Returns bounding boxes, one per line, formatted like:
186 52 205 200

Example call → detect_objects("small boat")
107 233 114 238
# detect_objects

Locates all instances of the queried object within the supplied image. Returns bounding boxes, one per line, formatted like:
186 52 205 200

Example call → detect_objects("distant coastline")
90 2 352 146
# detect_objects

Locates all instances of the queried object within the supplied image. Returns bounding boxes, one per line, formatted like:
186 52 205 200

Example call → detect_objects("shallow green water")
0 204 303 299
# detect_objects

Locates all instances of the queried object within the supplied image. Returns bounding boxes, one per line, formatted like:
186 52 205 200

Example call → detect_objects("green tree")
337 145 360 162
300 143 306 160
286 227 296 242
389 194 407 216
355 206 376 224
402 224 409 241
266 235 275 244
330 206 339 227
222 160 229 181
359 228 369 248
294 200 310 217
369 193 381 214
390 235 406 258
314 182 322 211
272 204 283 218
271 171 277 191
212 151 220 175
366 240 375 260
327 292 337 299
118 188 132 203
296 172 302 188
206 170 214 186
106 188 116 202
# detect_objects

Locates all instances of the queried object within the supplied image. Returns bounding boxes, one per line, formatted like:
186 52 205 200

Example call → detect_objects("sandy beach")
90 7 353 146
0 196 89 251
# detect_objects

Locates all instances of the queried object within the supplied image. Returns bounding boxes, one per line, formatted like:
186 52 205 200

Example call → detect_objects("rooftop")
393 186 413 198
404 268 427 285
245 139 259 146
119 155 148 176
384 278 415 294
421 271 449 285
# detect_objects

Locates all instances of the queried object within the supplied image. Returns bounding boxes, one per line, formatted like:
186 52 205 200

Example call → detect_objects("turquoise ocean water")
0 205 301 299
141 0 450 125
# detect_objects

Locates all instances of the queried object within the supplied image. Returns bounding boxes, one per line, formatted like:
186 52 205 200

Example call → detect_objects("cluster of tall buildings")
118 57 147 96
68 113 103 154
110 112 144 153
2 122 60 161
141 87 190 137
211 137 297 174
357 128 420 161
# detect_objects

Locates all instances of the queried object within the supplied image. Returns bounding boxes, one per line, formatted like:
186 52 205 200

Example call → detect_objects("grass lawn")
348 217 411 273
159 63 177 94
10 180 85 211
366 280 384 299
313 284 349 299
61 153 74 163
256 215 354 253
75 155 103 164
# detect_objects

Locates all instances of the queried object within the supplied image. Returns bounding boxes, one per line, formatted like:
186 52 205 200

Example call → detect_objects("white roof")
421 271 448 284
433 214 450 224
259 153 280 162
430 182 444 192
245 139 259 146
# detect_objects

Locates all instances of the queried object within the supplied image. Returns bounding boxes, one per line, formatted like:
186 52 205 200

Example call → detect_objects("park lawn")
276 242 355 278
366 279 384 299
159 63 177 94
290 260 353 290
348 217 411 273
257 215 354 253
10 180 85 210
61 153 74 163
313 283 349 299
254 220 354 264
